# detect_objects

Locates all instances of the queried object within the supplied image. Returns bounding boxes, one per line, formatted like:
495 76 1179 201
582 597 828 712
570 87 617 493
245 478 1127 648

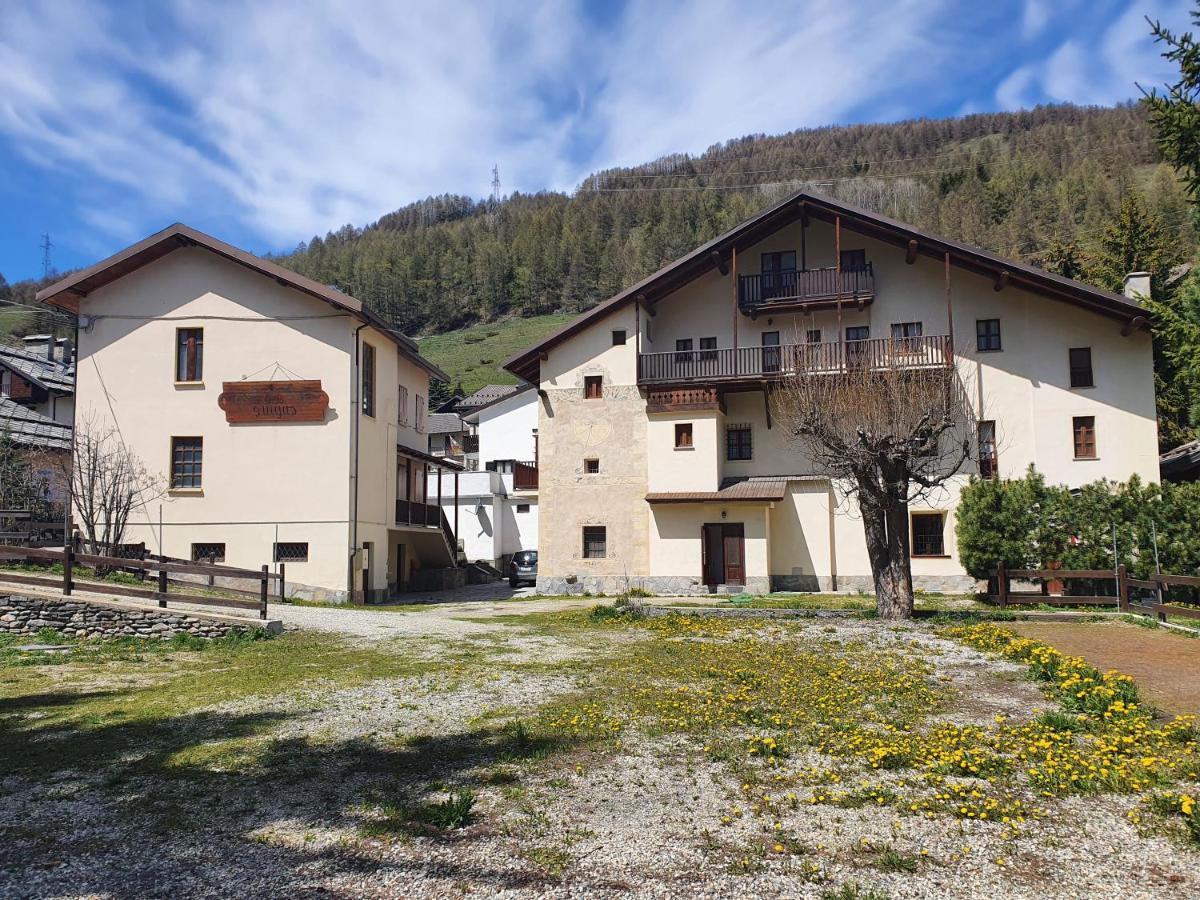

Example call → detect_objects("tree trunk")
859 493 916 620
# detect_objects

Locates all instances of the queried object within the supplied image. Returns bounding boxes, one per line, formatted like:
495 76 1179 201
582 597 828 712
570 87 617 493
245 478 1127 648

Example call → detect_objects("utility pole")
40 233 53 280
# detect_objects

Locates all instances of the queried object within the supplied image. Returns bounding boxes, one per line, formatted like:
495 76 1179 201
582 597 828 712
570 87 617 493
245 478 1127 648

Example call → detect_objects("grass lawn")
2 608 1199 897
416 313 574 393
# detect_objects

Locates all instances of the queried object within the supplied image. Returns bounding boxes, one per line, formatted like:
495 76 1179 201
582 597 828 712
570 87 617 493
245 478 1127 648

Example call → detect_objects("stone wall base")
538 573 979 597
0 594 266 640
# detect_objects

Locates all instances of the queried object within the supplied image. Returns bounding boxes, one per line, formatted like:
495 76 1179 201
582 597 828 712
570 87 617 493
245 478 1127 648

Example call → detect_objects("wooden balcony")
646 387 724 413
738 266 874 316
395 499 456 550
637 335 952 387
513 460 538 491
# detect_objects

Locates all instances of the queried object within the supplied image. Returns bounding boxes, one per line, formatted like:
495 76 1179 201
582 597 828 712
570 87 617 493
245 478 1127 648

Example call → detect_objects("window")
191 542 226 563
840 249 867 271
699 336 718 361
170 437 203 489
846 326 870 362
978 420 998 478
806 329 822 344
398 384 409 426
675 338 694 364
761 250 797 274
761 331 781 373
911 513 945 557
1073 416 1097 459
274 542 309 562
761 251 797 299
584 375 603 399
891 321 923 350
612 329 627 346
175 328 203 382
726 424 752 461
584 458 600 474
976 319 1002 352
361 342 376 416
582 526 607 559
415 394 426 433
1069 347 1093 388
675 423 693 449
516 503 530 514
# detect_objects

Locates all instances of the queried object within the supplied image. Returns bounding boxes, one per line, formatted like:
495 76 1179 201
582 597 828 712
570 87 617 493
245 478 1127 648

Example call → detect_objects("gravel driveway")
269 594 596 638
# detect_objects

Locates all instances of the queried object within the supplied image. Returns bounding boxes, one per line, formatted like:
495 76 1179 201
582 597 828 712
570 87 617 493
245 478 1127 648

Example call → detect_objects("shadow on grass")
0 690 592 897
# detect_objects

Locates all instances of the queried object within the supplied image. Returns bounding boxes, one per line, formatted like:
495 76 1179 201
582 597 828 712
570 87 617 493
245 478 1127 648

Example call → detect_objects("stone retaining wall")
0 594 260 640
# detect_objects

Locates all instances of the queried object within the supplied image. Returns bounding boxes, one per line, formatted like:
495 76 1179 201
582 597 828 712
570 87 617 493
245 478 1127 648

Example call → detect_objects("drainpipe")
63 313 80 552
349 322 368 601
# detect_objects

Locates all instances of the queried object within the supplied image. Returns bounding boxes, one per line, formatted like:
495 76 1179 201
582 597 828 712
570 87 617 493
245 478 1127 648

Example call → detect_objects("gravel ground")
3 616 1200 898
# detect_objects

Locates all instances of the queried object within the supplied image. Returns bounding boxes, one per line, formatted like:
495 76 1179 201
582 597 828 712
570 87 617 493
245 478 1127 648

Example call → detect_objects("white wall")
475 390 538 464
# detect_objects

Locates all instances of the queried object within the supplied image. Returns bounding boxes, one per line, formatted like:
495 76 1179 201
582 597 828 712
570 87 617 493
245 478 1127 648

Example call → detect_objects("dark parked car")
509 550 537 588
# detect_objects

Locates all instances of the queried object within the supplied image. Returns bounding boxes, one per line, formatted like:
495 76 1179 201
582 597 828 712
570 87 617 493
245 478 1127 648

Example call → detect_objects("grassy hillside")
417 313 574 392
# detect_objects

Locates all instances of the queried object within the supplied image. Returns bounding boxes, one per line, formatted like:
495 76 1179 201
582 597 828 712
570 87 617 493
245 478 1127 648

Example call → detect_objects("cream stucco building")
39 224 461 602
505 191 1160 595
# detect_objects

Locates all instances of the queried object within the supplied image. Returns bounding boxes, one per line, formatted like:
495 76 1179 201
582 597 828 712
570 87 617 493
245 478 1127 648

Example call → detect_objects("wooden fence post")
260 565 269 621
996 561 1008 609
1117 564 1128 612
278 562 286 601
62 544 73 596
157 565 168 608
208 553 216 588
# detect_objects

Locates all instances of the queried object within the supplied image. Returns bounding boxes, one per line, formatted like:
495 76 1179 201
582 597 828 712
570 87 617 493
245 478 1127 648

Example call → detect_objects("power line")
585 127 1154 185
39 234 53 280
583 137 1156 193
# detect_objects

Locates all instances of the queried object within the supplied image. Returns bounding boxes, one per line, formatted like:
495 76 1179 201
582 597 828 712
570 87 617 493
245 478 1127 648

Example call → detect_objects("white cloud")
1021 0 1050 39
0 0 1192 261
995 0 1193 110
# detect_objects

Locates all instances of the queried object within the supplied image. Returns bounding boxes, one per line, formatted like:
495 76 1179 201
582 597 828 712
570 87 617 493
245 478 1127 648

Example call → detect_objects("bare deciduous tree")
771 344 975 619
58 414 165 557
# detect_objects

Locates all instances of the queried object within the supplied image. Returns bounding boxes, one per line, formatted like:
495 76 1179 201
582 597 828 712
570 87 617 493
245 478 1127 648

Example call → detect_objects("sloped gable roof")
0 397 72 451
503 189 1149 383
0 345 74 395
36 223 448 382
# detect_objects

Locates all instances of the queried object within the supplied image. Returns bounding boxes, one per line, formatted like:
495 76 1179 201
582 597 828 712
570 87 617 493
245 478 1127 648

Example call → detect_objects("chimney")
1123 272 1151 302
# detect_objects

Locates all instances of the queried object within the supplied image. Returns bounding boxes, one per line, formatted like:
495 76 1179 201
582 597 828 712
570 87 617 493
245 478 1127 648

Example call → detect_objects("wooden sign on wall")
218 380 329 423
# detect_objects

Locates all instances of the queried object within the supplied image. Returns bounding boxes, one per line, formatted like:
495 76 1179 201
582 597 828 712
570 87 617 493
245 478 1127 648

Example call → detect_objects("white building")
436 385 539 568
504 190 1160 595
38 224 462 602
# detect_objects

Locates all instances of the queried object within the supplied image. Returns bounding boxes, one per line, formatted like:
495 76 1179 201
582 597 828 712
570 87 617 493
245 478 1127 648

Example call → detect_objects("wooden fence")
989 562 1200 623
0 545 282 620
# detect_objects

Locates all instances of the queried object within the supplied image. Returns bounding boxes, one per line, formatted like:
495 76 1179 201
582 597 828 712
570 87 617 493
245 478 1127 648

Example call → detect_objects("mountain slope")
279 103 1194 342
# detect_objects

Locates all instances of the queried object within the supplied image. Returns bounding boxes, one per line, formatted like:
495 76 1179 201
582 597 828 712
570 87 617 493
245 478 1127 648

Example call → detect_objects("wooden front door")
702 523 746 587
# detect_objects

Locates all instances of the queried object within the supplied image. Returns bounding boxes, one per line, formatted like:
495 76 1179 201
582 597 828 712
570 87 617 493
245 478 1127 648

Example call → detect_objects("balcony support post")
835 216 843 361
944 251 955 354
454 470 459 544
763 387 772 429
731 246 738 377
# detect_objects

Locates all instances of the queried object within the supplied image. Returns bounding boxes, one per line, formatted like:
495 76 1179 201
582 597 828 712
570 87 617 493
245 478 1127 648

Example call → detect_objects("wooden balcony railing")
513 460 538 491
637 335 952 386
395 499 457 554
738 265 874 311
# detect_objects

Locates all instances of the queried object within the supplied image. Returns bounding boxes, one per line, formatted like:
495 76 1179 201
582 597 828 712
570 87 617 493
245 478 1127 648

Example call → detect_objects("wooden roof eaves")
504 189 1151 382
35 223 448 382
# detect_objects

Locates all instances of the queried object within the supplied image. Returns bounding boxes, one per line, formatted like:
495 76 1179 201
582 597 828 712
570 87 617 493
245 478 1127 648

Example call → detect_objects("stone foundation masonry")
0 593 272 640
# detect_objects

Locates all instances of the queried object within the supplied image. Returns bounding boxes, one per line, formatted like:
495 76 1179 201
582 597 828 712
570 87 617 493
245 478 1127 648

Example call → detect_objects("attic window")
612 330 627 346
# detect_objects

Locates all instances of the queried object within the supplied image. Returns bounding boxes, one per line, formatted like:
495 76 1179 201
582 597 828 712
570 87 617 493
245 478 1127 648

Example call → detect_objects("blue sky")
0 0 1192 282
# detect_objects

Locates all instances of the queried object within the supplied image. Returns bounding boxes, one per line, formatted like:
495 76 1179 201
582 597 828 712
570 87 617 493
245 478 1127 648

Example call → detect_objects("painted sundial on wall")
573 418 612 446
